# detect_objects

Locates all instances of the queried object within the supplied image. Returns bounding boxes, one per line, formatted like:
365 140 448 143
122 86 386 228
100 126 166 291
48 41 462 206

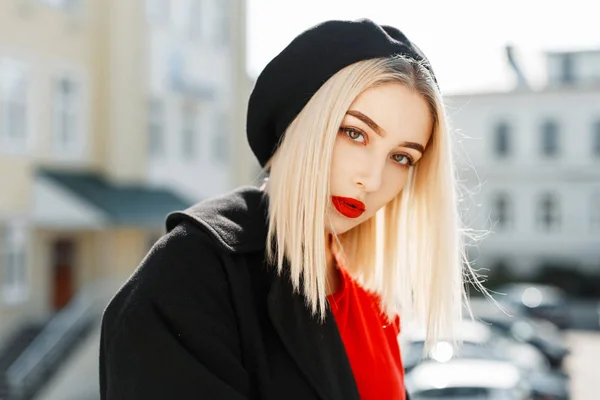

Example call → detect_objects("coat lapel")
267 262 360 400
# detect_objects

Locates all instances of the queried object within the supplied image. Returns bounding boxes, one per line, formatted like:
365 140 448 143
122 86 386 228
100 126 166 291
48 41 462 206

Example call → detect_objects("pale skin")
324 82 433 295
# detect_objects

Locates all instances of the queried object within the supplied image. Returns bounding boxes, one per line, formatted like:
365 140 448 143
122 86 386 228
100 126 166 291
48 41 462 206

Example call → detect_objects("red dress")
327 266 406 400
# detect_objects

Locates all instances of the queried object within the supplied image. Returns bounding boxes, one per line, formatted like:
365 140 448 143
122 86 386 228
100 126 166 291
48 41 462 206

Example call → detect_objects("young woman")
99 18 487 400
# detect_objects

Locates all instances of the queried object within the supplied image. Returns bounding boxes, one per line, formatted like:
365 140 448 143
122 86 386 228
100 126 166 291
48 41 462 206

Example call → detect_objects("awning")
33 169 193 229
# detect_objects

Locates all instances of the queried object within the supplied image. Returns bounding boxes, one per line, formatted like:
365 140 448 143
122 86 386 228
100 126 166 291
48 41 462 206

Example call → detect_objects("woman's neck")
325 233 341 295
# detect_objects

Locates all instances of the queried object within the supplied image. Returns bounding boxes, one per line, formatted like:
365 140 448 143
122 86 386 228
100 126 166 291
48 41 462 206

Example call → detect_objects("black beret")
246 18 437 168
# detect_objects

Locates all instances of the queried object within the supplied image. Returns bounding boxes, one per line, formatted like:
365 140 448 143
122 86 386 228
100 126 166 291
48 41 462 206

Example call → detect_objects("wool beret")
246 18 437 168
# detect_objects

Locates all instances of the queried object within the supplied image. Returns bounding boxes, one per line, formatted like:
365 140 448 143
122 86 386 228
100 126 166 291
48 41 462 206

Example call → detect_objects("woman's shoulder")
102 186 270 335
99 220 250 370
102 221 226 325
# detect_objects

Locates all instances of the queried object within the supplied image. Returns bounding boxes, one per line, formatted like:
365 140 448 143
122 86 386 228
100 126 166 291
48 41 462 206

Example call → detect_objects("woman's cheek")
382 170 407 201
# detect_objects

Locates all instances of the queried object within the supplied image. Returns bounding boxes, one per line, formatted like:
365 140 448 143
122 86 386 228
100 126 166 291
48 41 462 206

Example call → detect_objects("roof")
545 47 600 56
445 84 600 98
38 168 194 227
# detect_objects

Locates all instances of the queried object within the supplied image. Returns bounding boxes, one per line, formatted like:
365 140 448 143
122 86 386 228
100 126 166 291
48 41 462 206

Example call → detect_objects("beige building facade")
0 0 247 347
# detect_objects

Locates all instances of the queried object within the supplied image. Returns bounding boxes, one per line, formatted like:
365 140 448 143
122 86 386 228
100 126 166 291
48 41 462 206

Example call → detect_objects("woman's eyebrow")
402 142 425 154
346 110 384 136
346 110 425 154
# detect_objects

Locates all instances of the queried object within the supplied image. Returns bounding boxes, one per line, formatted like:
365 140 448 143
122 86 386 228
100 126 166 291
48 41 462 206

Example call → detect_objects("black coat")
99 186 409 399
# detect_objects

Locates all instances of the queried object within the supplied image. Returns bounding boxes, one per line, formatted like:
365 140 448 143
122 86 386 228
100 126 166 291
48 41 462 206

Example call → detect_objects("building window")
172 0 200 37
493 121 511 157
214 0 229 47
592 193 600 231
537 193 561 232
212 112 228 163
560 53 574 85
541 120 559 157
187 0 202 40
39 0 81 12
593 120 600 157
1 222 29 305
54 75 82 153
182 103 197 160
491 192 512 231
148 99 165 158
145 0 170 24
1 60 29 152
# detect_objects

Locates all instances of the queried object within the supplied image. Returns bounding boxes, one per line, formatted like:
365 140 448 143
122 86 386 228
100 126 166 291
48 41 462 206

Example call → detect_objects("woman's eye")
392 154 414 167
342 128 365 143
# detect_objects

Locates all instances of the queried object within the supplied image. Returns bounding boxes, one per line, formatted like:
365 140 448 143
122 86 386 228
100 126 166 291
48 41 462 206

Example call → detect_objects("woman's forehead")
346 83 433 146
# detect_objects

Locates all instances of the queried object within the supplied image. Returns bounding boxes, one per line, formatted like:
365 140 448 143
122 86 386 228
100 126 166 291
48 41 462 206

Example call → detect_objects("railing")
6 277 122 400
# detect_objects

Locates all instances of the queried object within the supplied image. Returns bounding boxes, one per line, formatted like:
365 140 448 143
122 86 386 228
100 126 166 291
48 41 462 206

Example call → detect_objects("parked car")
495 283 571 329
468 297 570 369
400 320 569 400
401 320 549 374
405 358 532 400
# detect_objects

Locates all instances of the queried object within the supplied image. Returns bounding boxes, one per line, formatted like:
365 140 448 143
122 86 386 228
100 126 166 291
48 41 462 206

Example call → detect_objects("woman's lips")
332 196 365 219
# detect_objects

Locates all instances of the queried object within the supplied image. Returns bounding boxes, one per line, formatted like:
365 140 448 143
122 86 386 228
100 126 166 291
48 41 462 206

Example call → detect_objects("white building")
144 0 258 201
446 48 600 277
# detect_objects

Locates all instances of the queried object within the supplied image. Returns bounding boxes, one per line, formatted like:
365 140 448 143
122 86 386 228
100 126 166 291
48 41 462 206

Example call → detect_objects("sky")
247 0 600 94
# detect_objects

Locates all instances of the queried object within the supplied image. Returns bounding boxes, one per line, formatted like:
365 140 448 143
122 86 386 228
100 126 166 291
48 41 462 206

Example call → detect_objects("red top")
327 266 406 400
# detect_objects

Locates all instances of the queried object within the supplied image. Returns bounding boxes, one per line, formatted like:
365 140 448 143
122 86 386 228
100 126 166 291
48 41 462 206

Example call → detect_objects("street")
564 331 600 400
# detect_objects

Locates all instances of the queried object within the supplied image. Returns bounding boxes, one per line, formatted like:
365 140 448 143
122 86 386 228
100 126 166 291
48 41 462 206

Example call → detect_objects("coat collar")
165 185 270 254
165 186 360 400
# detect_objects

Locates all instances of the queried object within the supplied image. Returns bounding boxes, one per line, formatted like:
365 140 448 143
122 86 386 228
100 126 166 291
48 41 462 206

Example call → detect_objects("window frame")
38 0 82 13
52 69 85 156
211 110 229 164
148 98 166 158
540 119 560 157
536 192 561 232
145 0 170 25
213 0 230 47
181 101 198 160
493 120 511 158
186 0 203 41
592 119 600 158
1 222 29 305
490 192 513 231
0 58 31 154
591 192 600 232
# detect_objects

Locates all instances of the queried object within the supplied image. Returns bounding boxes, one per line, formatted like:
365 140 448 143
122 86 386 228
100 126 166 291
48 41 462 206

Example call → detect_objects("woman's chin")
325 213 362 235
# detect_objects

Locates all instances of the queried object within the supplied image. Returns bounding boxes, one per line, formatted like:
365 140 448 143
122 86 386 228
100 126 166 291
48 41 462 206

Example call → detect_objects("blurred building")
0 0 251 397
447 48 600 277
144 0 259 198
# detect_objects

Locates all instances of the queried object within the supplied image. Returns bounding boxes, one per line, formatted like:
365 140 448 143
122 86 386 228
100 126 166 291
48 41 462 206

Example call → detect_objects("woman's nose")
354 160 385 193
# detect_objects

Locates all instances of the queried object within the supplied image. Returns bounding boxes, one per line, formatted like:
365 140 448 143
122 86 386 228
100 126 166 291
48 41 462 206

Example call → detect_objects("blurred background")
0 0 598 399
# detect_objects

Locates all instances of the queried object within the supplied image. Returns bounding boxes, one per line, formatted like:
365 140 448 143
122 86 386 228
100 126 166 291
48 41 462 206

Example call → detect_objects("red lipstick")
332 196 365 219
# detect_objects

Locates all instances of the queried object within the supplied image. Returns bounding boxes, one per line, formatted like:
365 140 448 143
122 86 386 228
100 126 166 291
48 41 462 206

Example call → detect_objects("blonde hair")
263 56 490 354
